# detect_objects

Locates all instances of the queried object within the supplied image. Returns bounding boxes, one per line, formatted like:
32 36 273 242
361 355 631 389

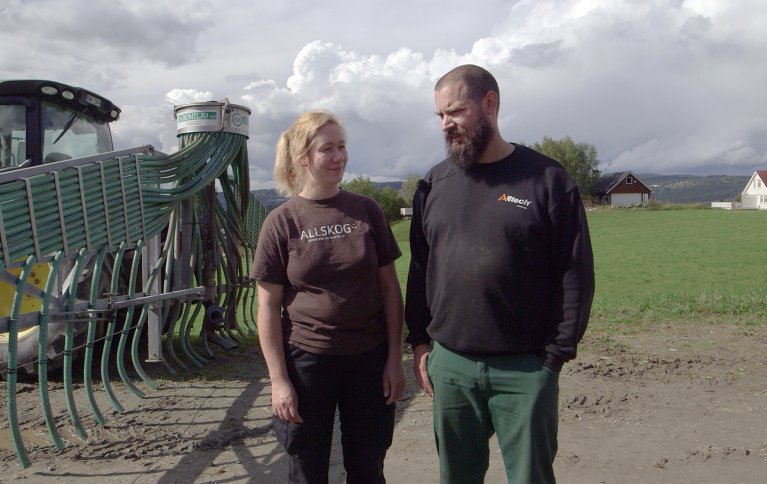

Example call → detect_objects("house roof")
595 171 653 195
757 170 767 184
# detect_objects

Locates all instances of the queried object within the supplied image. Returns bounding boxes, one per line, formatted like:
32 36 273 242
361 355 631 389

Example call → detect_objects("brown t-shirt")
251 190 401 355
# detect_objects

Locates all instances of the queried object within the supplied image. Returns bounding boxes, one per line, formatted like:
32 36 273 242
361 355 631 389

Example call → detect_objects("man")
405 64 595 483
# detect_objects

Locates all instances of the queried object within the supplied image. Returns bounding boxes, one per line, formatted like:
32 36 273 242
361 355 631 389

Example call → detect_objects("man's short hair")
435 64 500 105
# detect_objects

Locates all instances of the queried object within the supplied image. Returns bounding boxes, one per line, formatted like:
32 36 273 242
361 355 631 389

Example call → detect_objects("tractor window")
0 104 26 168
42 101 113 163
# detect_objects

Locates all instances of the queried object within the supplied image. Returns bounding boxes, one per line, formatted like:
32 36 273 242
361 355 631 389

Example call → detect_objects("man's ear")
483 91 499 117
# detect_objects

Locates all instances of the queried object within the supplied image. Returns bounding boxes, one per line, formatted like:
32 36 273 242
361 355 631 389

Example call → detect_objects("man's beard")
444 114 493 170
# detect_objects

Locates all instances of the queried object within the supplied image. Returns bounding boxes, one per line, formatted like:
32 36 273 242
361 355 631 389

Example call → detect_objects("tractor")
0 80 124 375
0 80 266 468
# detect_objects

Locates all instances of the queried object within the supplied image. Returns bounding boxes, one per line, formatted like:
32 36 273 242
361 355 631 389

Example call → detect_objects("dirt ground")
2 321 766 483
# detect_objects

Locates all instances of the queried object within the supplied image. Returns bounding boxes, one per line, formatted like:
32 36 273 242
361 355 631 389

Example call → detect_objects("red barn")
595 171 653 207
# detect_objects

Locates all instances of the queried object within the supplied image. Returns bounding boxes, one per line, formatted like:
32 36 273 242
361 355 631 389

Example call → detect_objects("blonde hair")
274 109 346 196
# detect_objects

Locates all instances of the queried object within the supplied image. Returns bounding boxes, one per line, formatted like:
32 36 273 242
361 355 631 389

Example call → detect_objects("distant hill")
252 182 403 210
251 189 288 211
249 175 749 210
637 174 749 204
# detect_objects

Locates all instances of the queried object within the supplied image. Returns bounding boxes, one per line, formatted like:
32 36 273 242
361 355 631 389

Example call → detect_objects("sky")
3 0 766 187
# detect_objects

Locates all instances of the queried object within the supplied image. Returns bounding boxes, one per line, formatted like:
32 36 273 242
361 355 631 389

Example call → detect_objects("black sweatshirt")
405 144 595 370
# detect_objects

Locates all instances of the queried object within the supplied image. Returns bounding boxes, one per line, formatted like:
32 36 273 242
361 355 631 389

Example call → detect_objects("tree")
532 136 601 197
399 174 422 207
341 176 407 221
377 186 407 221
340 176 378 199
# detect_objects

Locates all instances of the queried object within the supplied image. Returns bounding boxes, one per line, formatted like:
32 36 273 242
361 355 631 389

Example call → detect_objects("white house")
740 170 767 210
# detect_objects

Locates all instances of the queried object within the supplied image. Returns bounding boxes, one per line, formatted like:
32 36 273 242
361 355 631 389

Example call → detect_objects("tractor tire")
0 322 74 378
0 256 119 380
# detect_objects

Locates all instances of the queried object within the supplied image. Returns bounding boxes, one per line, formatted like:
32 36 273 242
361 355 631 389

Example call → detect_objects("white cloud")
4 0 766 185
165 89 214 106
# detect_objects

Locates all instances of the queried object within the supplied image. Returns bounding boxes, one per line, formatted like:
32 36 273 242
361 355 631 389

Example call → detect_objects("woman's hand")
257 281 302 424
377 262 406 405
382 356 406 405
270 378 303 423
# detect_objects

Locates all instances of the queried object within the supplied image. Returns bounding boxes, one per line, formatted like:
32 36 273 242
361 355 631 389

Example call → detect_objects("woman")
251 109 405 484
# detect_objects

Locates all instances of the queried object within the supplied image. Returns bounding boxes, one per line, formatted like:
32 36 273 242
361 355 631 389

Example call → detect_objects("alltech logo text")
497 193 532 209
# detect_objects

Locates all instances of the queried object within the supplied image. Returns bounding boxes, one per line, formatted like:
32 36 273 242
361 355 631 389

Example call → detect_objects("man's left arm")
545 187 595 371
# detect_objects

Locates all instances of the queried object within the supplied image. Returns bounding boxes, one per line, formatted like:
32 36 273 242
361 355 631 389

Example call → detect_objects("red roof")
757 171 767 183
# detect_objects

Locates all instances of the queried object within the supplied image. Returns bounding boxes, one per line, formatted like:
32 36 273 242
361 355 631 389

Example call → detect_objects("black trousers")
273 342 395 484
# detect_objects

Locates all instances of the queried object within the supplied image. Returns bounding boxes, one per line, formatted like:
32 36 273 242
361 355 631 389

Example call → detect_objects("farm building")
711 170 767 210
739 170 767 210
595 171 653 207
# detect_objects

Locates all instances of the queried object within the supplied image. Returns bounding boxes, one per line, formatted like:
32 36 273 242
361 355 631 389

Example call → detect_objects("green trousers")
428 342 559 484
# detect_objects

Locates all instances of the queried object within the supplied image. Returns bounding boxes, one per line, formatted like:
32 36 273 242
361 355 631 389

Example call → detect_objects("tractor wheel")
0 262 60 378
0 256 120 380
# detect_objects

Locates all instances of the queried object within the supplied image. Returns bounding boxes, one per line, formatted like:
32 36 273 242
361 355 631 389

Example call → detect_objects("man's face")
434 81 493 169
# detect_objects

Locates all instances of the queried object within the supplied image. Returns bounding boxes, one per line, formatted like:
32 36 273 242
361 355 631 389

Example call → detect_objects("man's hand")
412 343 433 397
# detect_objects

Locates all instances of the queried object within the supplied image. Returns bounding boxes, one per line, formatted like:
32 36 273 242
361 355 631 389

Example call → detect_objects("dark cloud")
12 1 211 66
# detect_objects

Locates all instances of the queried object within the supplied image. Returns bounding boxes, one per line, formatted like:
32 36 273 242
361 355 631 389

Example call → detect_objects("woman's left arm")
378 262 405 405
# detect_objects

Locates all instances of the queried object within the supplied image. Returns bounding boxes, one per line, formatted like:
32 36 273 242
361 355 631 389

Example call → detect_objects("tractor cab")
0 80 120 169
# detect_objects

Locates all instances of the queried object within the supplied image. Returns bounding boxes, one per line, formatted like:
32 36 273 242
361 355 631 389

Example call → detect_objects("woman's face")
302 122 347 190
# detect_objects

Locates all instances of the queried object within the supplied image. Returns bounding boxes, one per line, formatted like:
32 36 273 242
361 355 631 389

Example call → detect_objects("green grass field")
391 208 767 331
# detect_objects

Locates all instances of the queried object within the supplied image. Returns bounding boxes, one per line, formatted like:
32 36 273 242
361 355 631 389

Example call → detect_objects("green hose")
63 247 88 440
6 255 36 468
116 240 145 399
38 250 65 449
242 246 256 334
0 133 247 265
161 209 186 372
178 204 207 367
130 254 166 391
83 246 107 426
176 299 204 368
101 242 126 413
